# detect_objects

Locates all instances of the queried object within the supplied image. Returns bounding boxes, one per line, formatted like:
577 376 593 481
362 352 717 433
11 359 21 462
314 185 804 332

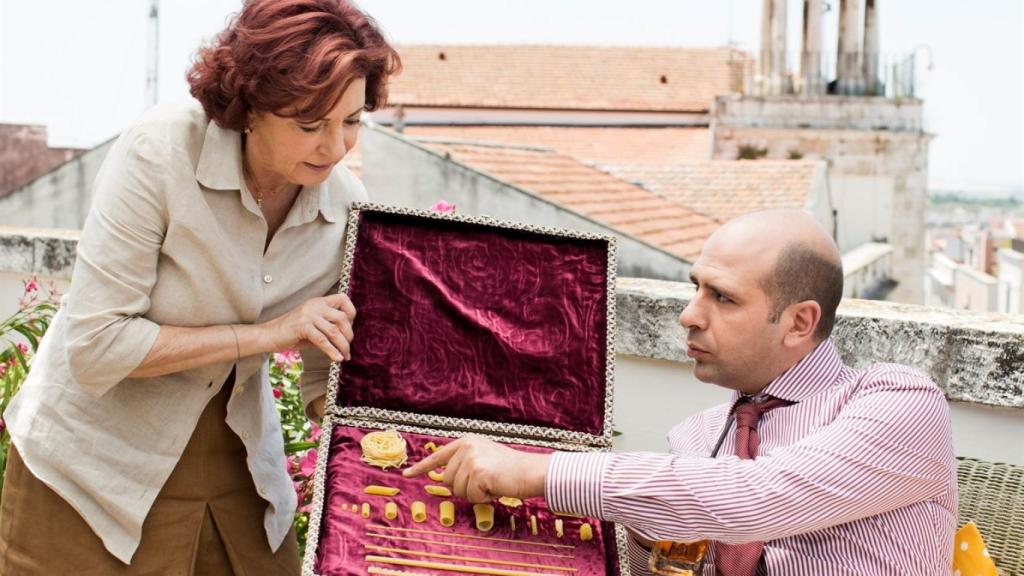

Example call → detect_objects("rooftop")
389 45 743 112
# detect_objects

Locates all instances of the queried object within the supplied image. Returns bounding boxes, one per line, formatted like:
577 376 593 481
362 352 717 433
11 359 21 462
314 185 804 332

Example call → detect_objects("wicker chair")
956 456 1024 575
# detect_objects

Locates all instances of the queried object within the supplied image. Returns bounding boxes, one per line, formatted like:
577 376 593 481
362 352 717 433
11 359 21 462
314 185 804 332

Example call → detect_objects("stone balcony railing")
1 227 1021 464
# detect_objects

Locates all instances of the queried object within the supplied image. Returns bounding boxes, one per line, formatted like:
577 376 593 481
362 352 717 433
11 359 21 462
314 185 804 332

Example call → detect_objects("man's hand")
403 435 551 504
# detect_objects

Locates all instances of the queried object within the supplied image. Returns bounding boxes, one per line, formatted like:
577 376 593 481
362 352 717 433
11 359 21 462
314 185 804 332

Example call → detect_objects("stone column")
801 0 825 95
863 0 881 95
837 0 863 95
760 0 774 94
761 0 790 94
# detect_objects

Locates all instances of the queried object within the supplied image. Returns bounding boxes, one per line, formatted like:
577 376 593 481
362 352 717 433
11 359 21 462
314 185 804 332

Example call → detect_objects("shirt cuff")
544 451 610 519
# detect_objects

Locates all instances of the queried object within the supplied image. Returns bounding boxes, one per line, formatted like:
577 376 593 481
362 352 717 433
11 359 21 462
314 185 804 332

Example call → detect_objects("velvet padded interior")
315 425 620 576
338 211 610 436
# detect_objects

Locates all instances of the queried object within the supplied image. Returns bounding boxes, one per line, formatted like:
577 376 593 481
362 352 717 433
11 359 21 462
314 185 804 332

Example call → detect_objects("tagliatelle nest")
360 429 409 470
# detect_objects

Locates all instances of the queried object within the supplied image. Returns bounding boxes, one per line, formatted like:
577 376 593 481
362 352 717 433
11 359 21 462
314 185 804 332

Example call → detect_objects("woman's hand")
261 293 356 362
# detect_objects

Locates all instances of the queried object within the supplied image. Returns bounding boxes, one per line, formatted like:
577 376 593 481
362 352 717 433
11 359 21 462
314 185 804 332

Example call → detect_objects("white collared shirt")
5 102 364 563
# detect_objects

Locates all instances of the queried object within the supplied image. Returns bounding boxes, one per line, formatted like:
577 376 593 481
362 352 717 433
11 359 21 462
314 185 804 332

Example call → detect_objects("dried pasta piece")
351 504 358 512
411 501 427 523
579 523 593 542
364 485 401 496
424 485 452 497
423 441 439 453
473 504 494 532
361 430 409 470
427 469 446 483
553 511 583 518
555 518 564 539
439 501 456 527
509 516 516 532
384 501 398 520
361 503 371 518
529 514 538 536
497 496 523 508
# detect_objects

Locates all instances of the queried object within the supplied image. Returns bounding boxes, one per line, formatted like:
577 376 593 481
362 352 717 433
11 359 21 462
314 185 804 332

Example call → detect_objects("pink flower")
273 349 301 370
22 277 39 294
16 343 28 354
299 448 318 477
272 387 282 399
431 200 456 213
309 422 322 443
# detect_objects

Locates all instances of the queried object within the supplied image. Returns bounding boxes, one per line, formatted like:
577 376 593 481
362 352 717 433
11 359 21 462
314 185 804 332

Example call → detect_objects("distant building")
0 124 83 197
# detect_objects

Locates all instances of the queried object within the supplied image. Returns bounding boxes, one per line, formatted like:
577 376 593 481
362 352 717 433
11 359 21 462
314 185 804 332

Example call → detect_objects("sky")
1 0 1021 194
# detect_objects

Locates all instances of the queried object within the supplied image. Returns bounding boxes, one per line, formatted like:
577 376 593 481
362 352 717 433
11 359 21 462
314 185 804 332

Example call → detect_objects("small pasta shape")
580 523 593 542
423 441 439 453
473 504 495 532
439 501 456 527
424 485 452 497
351 504 358 513
509 516 516 532
411 501 427 523
497 496 523 508
427 469 446 483
361 503 371 518
555 518 564 538
529 514 538 536
364 485 401 496
384 501 398 520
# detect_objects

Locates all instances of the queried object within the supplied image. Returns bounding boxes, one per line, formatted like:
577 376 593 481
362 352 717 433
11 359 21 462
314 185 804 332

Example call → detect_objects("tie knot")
733 396 791 430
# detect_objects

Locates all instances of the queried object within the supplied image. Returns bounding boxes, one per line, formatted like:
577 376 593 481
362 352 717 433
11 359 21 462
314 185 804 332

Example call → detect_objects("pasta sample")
384 501 398 520
439 501 456 527
497 497 523 508
529 515 538 536
423 441 439 453
424 485 452 497
579 523 593 542
473 504 494 532
361 430 408 469
555 518 564 539
364 485 401 497
427 469 446 483
411 501 427 523
361 503 371 519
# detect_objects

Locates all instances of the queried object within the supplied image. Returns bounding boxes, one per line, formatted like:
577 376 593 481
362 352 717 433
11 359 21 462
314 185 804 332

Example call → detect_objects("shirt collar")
730 338 847 408
195 119 337 224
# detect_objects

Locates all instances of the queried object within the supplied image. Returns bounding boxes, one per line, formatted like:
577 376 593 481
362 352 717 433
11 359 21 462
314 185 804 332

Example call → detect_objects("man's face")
679 233 785 394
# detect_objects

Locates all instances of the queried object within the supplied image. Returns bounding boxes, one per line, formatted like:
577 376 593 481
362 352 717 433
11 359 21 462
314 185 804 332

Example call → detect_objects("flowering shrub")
0 277 59 499
270 349 321 555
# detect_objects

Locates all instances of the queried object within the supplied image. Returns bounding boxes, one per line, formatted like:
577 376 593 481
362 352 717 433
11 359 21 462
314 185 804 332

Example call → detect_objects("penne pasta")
384 501 398 520
362 502 371 518
364 485 401 496
411 501 427 523
579 523 593 542
424 485 452 497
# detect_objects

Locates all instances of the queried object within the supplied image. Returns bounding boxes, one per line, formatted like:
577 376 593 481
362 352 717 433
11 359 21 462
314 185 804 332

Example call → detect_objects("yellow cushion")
952 521 998 576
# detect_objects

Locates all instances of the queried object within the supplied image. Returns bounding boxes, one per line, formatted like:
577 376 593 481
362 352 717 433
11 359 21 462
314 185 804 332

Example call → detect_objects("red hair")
187 0 401 130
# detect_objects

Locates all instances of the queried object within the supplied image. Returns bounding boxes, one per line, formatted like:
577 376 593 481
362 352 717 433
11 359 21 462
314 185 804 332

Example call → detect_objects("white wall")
612 355 1024 466
997 249 1024 314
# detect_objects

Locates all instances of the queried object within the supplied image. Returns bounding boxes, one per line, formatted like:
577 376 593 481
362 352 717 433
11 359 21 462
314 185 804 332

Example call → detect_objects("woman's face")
247 77 367 188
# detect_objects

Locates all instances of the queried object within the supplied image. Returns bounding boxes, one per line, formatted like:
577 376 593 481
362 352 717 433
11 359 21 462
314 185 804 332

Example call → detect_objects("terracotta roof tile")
403 126 710 165
604 161 820 222
419 141 719 261
390 45 743 112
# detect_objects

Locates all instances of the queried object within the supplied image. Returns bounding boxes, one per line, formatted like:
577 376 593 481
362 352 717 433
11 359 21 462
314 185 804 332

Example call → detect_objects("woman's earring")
244 125 252 134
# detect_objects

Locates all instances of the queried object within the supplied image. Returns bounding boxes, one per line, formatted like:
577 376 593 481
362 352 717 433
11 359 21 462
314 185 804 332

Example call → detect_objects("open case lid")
325 203 617 447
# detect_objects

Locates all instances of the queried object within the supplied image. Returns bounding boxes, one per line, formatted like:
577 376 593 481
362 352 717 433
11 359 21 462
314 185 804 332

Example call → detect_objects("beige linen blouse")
4 102 364 563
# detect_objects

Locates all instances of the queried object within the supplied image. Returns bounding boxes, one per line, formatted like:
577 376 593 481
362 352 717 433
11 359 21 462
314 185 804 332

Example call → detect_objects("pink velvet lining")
315 426 619 575
338 212 610 437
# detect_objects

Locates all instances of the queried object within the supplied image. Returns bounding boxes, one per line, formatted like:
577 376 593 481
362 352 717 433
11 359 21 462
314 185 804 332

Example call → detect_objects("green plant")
737 143 768 160
0 277 59 499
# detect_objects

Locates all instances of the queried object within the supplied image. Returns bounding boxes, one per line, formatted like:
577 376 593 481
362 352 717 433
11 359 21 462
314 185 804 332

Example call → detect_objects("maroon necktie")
715 395 793 576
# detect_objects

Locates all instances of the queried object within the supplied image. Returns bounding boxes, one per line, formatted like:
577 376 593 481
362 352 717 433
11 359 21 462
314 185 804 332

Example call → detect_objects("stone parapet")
616 277 1024 410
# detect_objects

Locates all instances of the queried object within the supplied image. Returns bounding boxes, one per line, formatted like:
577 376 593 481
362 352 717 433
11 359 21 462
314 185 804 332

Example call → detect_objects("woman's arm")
129 293 356 379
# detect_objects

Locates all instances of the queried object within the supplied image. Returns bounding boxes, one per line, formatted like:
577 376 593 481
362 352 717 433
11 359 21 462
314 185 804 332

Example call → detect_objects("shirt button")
233 385 244 395
263 274 273 284
243 431 251 440
258 487 267 496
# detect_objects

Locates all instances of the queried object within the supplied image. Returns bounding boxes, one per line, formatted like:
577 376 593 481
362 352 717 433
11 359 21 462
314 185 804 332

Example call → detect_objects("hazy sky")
1 0 1021 192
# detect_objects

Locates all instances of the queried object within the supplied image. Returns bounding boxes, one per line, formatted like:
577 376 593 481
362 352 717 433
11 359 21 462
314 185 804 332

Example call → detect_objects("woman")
0 0 399 573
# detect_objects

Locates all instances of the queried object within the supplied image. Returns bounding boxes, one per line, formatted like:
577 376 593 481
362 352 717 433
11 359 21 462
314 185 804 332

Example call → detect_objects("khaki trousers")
0 377 300 575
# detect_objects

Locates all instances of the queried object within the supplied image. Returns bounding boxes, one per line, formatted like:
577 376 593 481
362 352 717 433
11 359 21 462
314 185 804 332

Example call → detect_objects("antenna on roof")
145 0 160 108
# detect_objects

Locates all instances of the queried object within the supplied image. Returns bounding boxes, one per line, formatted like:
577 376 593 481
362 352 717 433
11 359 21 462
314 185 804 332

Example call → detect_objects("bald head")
706 209 843 339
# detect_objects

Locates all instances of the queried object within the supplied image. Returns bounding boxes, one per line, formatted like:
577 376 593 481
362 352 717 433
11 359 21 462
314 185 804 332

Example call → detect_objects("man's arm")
407 368 954 546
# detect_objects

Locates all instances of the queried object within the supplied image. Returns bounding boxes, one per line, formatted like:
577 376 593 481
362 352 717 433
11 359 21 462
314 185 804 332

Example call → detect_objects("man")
405 209 957 575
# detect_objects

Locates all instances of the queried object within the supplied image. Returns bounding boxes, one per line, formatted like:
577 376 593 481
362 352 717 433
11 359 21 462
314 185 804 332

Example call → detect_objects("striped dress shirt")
546 340 957 575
